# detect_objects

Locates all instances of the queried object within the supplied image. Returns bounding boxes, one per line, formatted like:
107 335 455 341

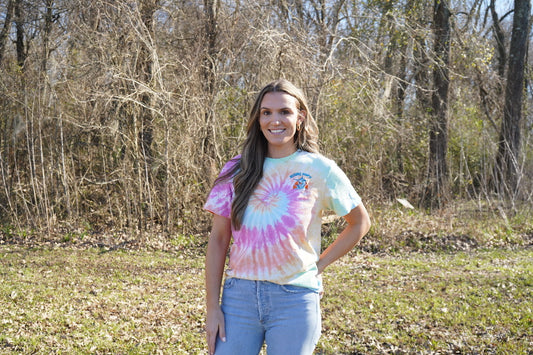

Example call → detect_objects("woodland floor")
1 203 532 354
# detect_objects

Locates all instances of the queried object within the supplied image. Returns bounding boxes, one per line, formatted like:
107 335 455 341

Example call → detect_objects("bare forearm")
205 215 232 309
317 224 363 273
317 204 370 274
205 237 229 309
205 215 231 354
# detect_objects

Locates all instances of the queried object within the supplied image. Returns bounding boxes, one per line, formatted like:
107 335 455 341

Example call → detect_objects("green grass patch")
0 247 205 354
1 246 531 354
320 249 533 354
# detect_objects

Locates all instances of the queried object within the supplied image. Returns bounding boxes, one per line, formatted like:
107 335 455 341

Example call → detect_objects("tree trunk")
138 0 155 165
305 0 346 112
381 0 410 174
424 0 451 209
413 1 433 117
202 0 219 178
203 0 217 97
137 0 157 229
489 0 507 78
41 0 54 72
495 0 530 197
14 0 25 68
0 0 15 65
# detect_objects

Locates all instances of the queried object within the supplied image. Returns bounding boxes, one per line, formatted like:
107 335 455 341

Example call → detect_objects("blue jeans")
215 278 321 355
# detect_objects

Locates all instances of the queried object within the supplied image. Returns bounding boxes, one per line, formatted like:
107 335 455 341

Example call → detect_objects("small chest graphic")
290 172 312 190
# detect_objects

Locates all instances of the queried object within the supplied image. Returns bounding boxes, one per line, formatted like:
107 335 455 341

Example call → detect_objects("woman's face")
259 91 304 158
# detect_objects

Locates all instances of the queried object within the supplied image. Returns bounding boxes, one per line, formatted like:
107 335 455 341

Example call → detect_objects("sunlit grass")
0 248 206 354
1 246 531 354
320 249 533 354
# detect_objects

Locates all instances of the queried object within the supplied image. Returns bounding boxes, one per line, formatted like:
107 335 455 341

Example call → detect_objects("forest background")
0 0 532 247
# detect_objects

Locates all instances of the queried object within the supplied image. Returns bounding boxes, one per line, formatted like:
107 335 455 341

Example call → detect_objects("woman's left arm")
317 203 371 275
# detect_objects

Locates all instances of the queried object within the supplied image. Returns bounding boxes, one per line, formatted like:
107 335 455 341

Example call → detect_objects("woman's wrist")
206 299 221 310
316 259 326 275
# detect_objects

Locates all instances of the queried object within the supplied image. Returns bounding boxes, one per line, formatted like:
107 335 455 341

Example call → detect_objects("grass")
320 250 532 354
0 247 206 354
1 244 531 354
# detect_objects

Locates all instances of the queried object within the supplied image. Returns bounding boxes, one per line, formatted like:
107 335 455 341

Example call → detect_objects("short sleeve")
203 157 239 219
325 163 361 217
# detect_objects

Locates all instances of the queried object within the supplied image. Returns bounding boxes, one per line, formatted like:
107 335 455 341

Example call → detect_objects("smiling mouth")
269 129 285 134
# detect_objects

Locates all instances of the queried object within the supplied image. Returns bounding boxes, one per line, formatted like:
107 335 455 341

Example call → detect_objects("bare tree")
41 0 55 72
0 0 15 65
137 0 158 230
423 0 451 208
380 0 413 176
495 0 531 198
202 0 219 174
489 0 507 79
14 0 26 68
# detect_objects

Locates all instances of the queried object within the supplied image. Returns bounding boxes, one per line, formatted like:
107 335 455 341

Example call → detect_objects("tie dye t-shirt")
204 150 361 290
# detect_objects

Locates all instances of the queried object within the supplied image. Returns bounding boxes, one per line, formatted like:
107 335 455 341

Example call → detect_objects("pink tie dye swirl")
229 169 316 282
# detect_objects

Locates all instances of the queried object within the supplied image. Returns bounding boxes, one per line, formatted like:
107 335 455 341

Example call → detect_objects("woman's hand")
205 214 232 354
206 304 226 355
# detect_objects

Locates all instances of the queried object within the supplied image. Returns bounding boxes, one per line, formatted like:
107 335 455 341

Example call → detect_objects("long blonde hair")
217 79 319 229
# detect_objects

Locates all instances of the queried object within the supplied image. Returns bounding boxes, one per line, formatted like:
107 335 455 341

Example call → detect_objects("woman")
204 79 370 355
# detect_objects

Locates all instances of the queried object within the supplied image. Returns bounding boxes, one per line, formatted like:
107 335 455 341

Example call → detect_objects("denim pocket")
223 277 236 289
280 284 314 294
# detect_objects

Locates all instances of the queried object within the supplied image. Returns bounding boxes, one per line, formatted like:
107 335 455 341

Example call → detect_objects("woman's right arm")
205 214 232 355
